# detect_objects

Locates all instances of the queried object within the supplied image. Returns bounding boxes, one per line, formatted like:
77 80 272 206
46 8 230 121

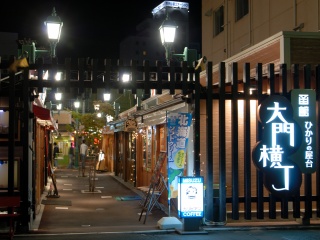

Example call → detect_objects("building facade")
202 0 320 65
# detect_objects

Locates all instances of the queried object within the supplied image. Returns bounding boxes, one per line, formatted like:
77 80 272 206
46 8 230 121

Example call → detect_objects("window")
214 5 224 36
235 0 249 21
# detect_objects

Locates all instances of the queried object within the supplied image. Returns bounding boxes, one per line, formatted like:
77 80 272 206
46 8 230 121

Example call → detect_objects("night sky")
1 1 201 61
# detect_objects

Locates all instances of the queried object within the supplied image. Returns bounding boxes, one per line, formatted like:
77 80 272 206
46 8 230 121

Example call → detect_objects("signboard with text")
252 95 302 197
178 176 204 218
290 89 317 174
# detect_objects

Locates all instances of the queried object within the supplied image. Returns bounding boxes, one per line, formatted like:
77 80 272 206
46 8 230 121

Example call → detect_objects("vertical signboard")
178 176 204 218
290 89 317 174
252 95 303 197
167 112 192 199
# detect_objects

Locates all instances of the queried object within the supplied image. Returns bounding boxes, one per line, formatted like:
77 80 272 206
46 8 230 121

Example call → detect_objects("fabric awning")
33 103 58 131
33 104 51 120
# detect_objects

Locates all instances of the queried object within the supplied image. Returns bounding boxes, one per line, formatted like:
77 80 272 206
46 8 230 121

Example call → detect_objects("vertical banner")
167 112 192 199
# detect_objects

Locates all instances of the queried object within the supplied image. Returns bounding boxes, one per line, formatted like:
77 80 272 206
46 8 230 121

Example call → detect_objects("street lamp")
56 103 62 110
54 92 62 101
159 14 177 65
159 13 198 67
44 7 63 58
103 93 111 101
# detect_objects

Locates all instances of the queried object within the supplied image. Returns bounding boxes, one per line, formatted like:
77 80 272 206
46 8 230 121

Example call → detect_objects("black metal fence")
204 62 320 225
1 58 320 227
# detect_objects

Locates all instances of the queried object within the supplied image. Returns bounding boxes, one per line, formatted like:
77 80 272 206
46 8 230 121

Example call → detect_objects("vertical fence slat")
292 64 300 89
78 58 85 95
36 57 44 93
256 63 264 219
117 59 124 94
205 61 214 222
104 59 111 94
303 64 313 219
65 58 71 93
219 62 227 222
291 64 301 219
280 63 289 219
231 62 239 220
316 65 320 218
280 64 287 96
8 72 15 193
169 62 175 95
156 61 163 95
130 60 137 95
281 199 289 219
243 63 252 220
143 60 150 99
268 63 277 219
194 68 201 176
91 58 98 94
22 69 30 227
182 61 188 96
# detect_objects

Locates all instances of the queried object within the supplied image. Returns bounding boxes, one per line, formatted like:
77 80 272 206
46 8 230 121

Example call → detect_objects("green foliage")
66 101 115 146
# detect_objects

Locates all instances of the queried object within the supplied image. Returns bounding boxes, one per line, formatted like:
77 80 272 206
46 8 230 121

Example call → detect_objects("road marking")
101 196 112 198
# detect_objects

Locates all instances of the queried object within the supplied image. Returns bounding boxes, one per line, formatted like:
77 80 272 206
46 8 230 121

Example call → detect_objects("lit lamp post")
54 92 62 101
159 14 198 67
44 7 63 59
103 93 111 101
18 7 62 65
74 100 80 168
158 10 203 232
159 15 177 66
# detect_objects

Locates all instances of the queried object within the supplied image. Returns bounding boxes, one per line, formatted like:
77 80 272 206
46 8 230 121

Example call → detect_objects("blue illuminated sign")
178 176 204 218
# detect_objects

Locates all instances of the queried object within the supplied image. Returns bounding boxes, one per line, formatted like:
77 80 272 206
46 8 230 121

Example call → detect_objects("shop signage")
178 176 204 218
167 112 192 199
152 1 189 15
290 89 316 174
252 93 315 197
124 117 137 132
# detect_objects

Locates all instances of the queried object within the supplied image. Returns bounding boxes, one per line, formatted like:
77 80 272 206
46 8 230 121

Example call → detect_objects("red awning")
33 104 51 120
32 103 58 131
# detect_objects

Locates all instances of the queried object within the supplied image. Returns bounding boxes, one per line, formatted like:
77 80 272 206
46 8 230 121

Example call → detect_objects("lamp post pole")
158 9 203 231
74 101 80 168
75 118 79 168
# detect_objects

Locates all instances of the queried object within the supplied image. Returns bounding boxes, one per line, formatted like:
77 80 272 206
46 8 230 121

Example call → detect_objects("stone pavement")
24 167 320 236
29 168 171 234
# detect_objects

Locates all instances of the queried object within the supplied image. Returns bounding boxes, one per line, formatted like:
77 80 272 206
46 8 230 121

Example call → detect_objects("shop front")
107 92 193 207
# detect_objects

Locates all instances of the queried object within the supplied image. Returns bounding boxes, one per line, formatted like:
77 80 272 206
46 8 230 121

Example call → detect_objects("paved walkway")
30 168 171 234
26 168 320 236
